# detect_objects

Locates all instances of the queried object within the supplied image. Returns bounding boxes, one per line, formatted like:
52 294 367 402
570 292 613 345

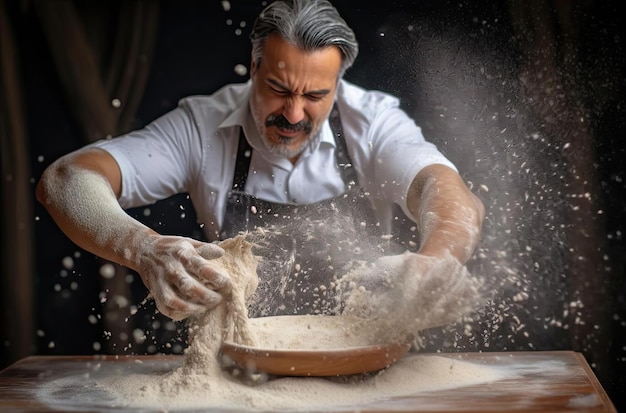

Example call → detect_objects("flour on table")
94 353 501 411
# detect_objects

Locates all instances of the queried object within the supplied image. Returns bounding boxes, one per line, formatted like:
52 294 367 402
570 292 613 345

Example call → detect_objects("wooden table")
0 351 616 412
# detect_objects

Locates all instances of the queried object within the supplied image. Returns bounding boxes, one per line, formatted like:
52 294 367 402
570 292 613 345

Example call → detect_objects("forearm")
407 164 485 264
36 156 153 272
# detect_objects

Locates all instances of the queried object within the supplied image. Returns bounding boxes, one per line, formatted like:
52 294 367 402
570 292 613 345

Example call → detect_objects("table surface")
0 350 617 412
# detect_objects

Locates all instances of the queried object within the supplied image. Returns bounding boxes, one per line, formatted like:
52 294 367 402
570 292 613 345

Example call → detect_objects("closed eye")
269 86 290 96
266 79 330 101
304 93 325 102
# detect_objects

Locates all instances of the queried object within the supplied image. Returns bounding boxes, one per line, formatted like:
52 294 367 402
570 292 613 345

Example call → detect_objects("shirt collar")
218 81 251 130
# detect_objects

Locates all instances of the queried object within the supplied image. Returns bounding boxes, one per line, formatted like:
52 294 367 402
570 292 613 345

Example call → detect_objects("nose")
282 96 306 125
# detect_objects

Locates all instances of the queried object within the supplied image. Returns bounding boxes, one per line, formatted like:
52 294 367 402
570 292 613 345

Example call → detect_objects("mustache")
265 114 312 134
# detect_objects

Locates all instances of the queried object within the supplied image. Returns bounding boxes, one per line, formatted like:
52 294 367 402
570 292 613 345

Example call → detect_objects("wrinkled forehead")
258 34 342 86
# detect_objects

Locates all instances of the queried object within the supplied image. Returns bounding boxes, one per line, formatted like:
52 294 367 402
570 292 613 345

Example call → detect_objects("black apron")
220 106 415 317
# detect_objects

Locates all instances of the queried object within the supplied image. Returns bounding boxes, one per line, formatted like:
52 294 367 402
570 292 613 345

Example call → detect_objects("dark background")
2 0 625 410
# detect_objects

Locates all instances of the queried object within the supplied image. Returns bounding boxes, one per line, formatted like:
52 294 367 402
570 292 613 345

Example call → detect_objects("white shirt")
91 79 457 241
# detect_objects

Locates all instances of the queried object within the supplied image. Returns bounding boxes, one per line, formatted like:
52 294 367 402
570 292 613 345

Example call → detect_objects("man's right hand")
136 235 231 320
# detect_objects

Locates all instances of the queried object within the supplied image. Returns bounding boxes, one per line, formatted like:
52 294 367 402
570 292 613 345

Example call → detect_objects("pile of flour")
87 234 491 411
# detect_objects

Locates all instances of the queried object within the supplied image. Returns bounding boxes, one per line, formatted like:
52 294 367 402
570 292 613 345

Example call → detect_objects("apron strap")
232 127 253 191
231 103 357 191
329 105 359 188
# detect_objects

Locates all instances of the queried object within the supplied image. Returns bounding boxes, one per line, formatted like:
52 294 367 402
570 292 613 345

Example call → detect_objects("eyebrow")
266 78 332 96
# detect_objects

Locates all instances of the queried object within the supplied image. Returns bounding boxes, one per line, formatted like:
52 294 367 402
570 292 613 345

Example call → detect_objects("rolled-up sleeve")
339 81 457 221
369 105 457 205
89 106 201 209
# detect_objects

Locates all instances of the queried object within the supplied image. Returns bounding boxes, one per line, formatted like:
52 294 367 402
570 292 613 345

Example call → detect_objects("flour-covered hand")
136 234 231 320
339 251 482 335
337 252 427 318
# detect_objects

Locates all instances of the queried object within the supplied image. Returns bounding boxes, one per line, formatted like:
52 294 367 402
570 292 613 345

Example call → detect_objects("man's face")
250 34 342 160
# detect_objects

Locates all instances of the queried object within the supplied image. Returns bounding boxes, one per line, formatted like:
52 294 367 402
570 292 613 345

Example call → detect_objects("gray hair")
250 0 359 77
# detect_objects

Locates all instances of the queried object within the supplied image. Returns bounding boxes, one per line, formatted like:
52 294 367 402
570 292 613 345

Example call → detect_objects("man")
37 0 484 322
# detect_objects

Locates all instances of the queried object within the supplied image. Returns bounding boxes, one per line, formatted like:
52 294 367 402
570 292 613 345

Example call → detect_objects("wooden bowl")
219 315 411 377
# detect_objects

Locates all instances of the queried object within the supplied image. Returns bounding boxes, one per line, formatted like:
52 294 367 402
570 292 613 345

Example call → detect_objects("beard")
250 101 322 159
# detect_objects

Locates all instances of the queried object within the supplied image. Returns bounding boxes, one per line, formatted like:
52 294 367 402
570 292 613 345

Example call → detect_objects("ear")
250 56 257 77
